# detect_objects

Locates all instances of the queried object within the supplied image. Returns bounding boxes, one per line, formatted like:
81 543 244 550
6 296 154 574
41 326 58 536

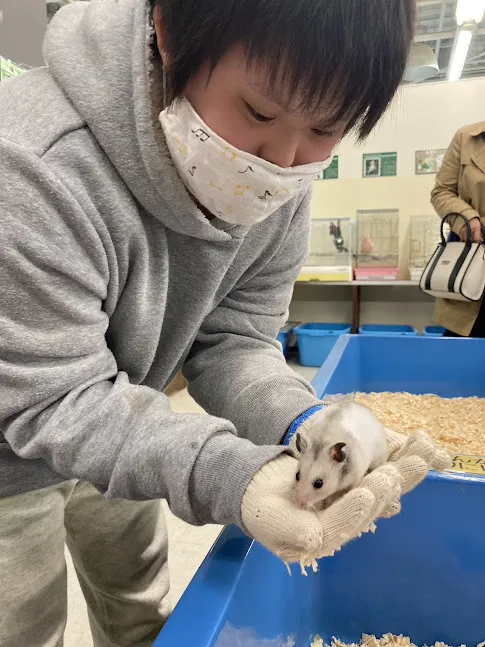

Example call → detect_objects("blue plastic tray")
277 325 293 358
422 325 446 337
155 336 485 647
312 335 485 398
294 323 352 367
359 324 418 336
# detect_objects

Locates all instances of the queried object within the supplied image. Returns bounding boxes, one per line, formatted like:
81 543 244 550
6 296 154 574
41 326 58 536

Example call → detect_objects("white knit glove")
241 454 402 565
381 427 451 514
241 415 451 566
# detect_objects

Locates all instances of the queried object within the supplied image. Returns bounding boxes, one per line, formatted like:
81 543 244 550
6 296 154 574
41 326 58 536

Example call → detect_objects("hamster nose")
298 500 311 510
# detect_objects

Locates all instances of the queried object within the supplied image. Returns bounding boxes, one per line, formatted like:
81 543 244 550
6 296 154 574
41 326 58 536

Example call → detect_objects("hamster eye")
296 471 301 482
313 479 323 489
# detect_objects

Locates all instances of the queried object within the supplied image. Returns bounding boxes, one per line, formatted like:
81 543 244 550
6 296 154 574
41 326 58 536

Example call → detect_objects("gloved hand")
241 454 402 565
383 427 451 495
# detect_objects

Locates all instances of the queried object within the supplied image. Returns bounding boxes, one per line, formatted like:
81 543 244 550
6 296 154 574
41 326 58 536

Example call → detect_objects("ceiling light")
447 28 473 81
403 43 439 83
456 0 485 26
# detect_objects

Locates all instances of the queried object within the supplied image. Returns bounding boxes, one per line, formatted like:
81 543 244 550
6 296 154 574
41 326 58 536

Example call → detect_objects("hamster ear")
330 442 347 463
295 432 308 453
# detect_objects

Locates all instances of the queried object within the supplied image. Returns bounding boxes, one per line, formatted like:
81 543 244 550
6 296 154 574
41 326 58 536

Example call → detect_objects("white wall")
291 78 485 332
332 77 485 181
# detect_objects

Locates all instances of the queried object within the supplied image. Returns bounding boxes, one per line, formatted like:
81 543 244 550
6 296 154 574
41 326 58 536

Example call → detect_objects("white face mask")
159 98 333 226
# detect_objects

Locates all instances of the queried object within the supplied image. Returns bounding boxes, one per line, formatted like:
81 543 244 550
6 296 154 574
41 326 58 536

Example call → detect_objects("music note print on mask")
190 128 210 142
234 184 251 197
238 165 255 174
258 190 274 201
221 147 237 162
188 166 197 176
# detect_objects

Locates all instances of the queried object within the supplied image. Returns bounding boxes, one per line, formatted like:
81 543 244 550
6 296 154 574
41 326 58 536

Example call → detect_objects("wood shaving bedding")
310 635 471 647
352 392 485 456
300 397 484 647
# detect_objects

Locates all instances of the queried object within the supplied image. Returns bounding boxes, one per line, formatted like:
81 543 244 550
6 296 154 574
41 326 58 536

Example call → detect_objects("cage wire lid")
308 218 352 262
409 215 448 268
355 209 399 267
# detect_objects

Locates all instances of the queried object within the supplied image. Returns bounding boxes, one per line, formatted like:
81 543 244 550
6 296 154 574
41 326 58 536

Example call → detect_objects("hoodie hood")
43 0 237 242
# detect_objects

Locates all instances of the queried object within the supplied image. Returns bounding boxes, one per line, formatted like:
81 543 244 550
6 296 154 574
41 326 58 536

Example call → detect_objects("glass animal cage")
298 218 352 282
354 209 399 280
409 214 448 282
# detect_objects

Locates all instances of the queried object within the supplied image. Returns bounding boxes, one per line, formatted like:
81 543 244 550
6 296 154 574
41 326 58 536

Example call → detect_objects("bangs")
236 0 415 139
157 0 415 139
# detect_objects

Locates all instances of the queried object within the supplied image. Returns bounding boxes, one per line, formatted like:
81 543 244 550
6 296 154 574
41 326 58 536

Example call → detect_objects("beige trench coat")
430 122 485 336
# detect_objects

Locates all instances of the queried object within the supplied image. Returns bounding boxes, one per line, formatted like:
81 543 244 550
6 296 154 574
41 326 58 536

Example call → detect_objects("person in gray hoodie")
0 0 451 645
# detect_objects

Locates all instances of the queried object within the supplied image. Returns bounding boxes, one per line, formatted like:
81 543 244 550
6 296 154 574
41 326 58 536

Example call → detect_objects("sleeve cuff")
450 209 480 236
283 404 324 446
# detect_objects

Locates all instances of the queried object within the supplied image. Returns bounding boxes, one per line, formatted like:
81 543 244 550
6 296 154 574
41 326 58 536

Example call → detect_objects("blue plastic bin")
294 323 352 367
359 324 418 336
276 325 292 358
154 336 485 647
423 325 446 337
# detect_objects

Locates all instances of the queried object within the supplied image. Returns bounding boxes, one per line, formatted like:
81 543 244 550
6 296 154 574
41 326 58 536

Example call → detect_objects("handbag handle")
441 212 485 245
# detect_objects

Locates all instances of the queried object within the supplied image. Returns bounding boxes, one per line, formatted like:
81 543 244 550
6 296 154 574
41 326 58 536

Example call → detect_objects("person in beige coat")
431 122 485 337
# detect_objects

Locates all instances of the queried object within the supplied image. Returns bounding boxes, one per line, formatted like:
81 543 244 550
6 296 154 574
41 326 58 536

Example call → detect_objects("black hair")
151 0 415 139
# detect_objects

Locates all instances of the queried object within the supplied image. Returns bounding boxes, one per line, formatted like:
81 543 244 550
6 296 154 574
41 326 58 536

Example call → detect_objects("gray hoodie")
0 0 321 527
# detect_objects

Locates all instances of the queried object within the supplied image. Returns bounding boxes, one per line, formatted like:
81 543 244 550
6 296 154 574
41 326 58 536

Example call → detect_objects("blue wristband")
283 404 324 446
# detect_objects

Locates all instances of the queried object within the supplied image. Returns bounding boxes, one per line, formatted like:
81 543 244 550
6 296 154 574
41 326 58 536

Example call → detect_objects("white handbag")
420 213 485 302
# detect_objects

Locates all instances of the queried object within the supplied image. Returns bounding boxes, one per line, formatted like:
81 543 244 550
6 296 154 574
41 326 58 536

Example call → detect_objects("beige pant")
0 481 171 647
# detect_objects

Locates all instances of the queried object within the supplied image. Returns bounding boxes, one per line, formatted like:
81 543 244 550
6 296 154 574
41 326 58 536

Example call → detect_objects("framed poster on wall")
316 155 339 180
362 152 397 178
415 149 446 175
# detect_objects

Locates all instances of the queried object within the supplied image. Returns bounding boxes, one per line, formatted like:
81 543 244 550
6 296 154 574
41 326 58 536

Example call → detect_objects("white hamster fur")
291 402 388 510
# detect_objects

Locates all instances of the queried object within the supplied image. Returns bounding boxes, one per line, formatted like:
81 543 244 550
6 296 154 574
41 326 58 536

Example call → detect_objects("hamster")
291 402 388 510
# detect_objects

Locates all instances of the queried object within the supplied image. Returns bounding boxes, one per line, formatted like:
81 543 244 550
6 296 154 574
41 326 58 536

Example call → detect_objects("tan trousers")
0 481 171 647
164 370 188 396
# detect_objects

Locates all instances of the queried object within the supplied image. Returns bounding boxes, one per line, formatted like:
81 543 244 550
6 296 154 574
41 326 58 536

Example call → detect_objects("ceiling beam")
434 0 447 61
415 30 456 41
415 27 485 41
417 0 445 6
